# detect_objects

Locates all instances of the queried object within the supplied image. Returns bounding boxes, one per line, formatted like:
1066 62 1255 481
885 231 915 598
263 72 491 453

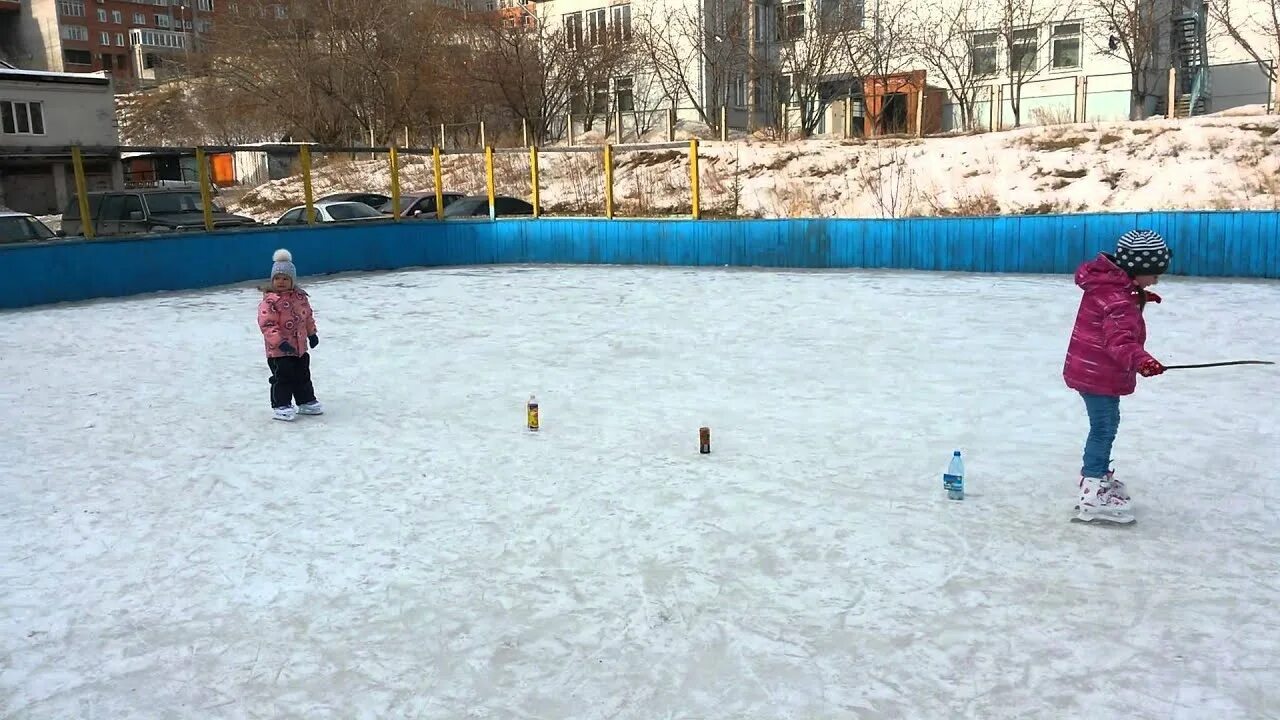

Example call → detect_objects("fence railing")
45 139 709 240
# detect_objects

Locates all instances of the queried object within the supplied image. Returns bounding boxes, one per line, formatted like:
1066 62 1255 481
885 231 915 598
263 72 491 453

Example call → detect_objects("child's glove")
1144 290 1162 304
279 340 297 355
1138 357 1165 377
308 334 319 349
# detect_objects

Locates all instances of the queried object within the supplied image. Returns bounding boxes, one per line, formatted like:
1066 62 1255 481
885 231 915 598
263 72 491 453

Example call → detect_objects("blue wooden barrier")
1 212 1277 309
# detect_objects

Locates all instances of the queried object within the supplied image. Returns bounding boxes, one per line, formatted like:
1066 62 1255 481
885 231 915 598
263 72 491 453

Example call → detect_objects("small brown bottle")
699 426 710 454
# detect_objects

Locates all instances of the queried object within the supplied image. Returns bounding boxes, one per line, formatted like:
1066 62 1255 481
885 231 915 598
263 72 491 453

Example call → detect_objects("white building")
0 66 122 214
538 0 1277 137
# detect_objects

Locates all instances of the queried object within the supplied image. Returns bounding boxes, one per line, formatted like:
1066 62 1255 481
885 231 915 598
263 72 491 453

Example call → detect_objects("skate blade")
1071 513 1135 525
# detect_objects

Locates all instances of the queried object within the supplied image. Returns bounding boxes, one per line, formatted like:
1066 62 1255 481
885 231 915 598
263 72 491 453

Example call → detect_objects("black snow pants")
267 353 317 409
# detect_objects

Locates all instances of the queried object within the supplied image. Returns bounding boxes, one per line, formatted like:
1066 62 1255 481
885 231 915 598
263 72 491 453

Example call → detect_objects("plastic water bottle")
526 395 539 431
943 451 965 500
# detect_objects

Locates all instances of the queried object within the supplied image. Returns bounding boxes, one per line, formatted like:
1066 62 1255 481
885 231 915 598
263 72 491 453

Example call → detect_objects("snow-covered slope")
229 108 1280 221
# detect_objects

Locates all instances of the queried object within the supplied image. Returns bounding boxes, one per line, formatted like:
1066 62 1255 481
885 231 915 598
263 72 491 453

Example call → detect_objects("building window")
614 77 634 111
96 7 107 21
58 1 85 17
134 12 146 23
116 33 126 46
112 10 122 22
586 8 606 47
195 19 212 32
63 48 93 65
273 5 287 19
196 0 213 9
1052 22 1082 69
778 2 804 41
563 12 582 51
1 101 46 136
970 31 998 75
1011 27 1039 72
592 80 609 113
777 73 794 104
753 4 775 42
155 13 170 27
751 77 763 109
731 74 746 107
610 4 631 42
61 24 90 40
100 31 111 45
817 0 863 32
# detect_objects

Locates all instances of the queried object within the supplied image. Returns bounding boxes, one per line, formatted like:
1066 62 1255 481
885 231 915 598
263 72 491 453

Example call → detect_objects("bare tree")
190 0 470 144
990 0 1079 126
773 0 869 136
1089 0 1168 119
1209 0 1280 98
463 12 577 144
840 0 916 136
909 0 986 130
634 0 750 132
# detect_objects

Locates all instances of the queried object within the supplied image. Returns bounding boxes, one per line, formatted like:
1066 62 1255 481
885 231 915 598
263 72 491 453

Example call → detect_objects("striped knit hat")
1114 230 1171 276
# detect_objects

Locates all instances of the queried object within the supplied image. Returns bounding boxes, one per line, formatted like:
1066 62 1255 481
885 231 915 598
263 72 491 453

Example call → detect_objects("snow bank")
226 113 1280 222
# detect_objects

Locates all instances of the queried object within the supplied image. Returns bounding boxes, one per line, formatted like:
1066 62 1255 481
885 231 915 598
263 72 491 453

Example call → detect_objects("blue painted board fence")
1 211 1276 309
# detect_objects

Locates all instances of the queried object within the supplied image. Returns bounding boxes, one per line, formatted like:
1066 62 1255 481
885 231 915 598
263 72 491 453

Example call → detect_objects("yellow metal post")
300 145 315 225
603 144 615 219
485 146 496 220
433 146 444 220
196 148 214 232
530 145 540 218
689 138 701 220
389 146 401 223
71 146 94 239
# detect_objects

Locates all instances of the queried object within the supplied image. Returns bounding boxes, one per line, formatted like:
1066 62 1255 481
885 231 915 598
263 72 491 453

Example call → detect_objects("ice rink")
3 265 1279 719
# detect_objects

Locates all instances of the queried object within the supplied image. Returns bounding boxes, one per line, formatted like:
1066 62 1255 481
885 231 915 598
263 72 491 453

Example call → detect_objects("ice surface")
2 265 1279 719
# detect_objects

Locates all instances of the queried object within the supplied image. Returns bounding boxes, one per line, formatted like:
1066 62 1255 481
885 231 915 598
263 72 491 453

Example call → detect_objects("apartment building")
538 0 1276 136
0 0 221 80
0 65 122 213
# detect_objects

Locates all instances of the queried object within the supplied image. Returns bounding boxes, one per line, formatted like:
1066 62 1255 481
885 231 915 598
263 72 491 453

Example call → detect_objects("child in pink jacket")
258 249 323 422
1063 230 1171 523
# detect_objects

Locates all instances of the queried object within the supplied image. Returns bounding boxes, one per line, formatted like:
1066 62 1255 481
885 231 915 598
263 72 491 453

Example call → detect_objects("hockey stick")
1163 360 1275 370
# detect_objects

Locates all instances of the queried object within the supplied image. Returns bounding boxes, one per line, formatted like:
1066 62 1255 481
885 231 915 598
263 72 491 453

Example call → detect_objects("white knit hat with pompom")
270 248 296 281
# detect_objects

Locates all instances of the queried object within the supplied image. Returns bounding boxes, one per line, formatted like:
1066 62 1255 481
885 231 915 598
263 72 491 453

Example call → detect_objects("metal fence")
39 139 708 240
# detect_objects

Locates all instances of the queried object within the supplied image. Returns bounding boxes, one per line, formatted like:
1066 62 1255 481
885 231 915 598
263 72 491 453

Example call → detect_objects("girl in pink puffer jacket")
1063 230 1171 524
258 248 323 422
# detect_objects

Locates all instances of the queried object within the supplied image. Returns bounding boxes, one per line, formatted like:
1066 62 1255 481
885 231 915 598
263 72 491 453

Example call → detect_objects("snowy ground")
3 265 1279 719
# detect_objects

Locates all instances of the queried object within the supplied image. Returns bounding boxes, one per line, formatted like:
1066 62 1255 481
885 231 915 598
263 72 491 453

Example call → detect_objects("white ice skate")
1102 470 1129 503
1074 476 1134 524
273 406 297 422
297 401 325 416
1074 471 1130 510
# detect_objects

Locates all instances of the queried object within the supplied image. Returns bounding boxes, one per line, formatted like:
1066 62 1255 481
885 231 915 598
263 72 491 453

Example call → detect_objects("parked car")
0 211 58 244
60 189 258 237
316 192 391 210
379 192 466 218
442 195 535 219
274 201 389 225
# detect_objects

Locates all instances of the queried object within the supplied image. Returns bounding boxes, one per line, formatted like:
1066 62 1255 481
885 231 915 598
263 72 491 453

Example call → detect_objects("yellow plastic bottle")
527 395 539 431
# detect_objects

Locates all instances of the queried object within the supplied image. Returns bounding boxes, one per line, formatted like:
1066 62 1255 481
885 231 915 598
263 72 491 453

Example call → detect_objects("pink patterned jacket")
1063 254 1156 397
258 288 317 358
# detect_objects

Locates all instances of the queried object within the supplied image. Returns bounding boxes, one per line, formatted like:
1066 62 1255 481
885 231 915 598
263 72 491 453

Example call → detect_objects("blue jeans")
1080 393 1120 478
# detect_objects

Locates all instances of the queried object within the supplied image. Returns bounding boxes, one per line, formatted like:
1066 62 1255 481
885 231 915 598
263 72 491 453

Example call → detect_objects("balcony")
128 28 191 50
